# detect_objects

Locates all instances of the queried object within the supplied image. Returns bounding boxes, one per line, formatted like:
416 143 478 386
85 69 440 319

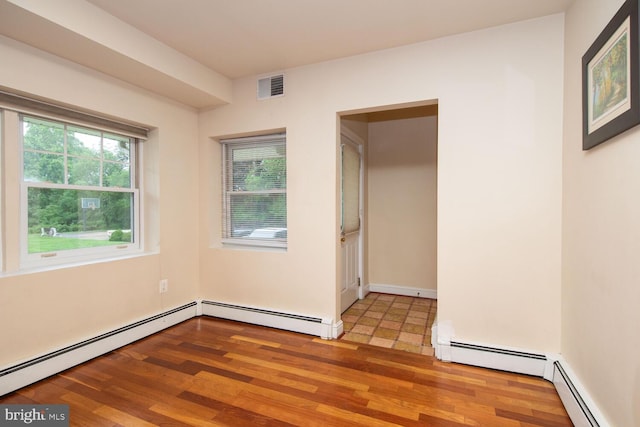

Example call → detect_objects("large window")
21 115 139 264
221 133 286 248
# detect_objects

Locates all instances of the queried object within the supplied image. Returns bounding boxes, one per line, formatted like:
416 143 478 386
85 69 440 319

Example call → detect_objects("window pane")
23 151 65 183
103 161 131 188
19 114 139 264
342 142 360 234
231 145 286 191
22 117 64 153
222 135 286 244
67 126 101 158
27 187 133 254
229 193 286 238
103 134 131 163
68 156 101 186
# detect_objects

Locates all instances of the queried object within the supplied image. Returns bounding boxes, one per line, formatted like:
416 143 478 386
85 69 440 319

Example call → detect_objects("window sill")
1 249 157 278
221 238 287 252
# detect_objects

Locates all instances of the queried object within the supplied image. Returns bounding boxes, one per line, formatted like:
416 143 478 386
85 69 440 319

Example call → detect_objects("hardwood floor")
0 317 572 426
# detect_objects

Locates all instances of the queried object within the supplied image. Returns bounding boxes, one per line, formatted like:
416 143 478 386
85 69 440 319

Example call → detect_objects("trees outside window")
21 115 138 256
222 134 286 247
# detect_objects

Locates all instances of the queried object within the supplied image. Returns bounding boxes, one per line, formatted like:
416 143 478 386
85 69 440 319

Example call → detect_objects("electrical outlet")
159 279 168 293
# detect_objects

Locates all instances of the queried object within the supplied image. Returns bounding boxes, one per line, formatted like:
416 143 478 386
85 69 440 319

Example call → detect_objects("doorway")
338 103 438 350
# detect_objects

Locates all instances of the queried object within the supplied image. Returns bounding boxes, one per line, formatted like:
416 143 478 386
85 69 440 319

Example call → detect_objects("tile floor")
341 292 437 356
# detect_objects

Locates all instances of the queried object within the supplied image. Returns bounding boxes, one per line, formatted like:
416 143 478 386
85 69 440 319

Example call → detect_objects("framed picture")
583 0 640 150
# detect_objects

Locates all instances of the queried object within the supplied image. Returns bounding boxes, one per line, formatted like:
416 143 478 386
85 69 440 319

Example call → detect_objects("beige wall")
367 114 437 292
0 35 199 366
198 85 338 320
3 5 634 423
199 13 564 348
563 0 640 425
0 10 565 376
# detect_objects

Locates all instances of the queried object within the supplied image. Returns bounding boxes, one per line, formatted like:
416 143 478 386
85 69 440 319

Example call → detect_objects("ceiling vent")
257 74 284 100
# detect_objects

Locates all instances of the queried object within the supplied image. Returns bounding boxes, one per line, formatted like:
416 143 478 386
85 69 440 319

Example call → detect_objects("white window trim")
220 237 287 250
19 183 142 269
0 107 145 272
19 115 142 268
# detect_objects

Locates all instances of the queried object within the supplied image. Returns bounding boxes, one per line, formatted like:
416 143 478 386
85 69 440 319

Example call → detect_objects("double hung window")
221 133 287 248
21 115 140 264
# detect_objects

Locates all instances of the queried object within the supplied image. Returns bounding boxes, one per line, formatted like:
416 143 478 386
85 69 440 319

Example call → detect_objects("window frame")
18 113 142 269
221 133 287 249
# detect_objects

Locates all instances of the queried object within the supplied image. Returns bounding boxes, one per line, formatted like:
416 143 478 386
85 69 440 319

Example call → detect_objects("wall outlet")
159 279 168 293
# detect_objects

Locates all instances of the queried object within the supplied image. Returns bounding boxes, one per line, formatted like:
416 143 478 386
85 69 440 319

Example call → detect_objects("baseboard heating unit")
449 340 548 377
201 300 334 339
0 302 197 396
552 360 603 427
442 340 608 427
0 301 610 427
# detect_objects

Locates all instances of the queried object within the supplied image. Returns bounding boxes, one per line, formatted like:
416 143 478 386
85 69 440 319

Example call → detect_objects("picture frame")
582 0 640 150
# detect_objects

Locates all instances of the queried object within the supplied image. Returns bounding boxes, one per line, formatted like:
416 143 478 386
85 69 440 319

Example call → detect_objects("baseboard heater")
201 300 333 339
448 342 605 426
449 340 547 377
553 361 601 427
0 302 197 397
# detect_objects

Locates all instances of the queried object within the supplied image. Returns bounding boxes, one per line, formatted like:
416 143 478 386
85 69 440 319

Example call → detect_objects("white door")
340 133 362 313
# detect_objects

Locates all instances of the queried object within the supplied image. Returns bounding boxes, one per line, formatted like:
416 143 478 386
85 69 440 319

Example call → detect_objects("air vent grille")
258 74 284 99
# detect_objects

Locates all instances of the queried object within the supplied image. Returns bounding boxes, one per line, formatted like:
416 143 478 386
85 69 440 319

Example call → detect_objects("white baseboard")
433 319 546 376
333 320 344 339
448 340 548 377
0 300 341 397
552 357 609 427
444 341 610 426
3 299 607 427
360 283 370 299
433 321 608 427
0 302 197 397
368 283 437 299
200 300 336 339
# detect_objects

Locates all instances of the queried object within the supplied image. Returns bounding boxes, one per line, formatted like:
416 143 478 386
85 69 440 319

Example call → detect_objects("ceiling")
0 0 574 108
86 0 573 79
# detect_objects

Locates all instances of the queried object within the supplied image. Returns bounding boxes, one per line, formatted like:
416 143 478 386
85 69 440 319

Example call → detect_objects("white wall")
368 114 437 292
199 14 564 350
563 0 640 425
0 35 200 366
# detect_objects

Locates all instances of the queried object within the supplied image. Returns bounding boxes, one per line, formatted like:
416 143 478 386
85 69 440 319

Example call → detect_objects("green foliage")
103 161 131 187
22 118 134 250
230 154 287 231
108 230 123 241
108 230 132 242
27 188 132 240
23 119 132 187
244 157 286 190
592 33 628 119
230 194 286 230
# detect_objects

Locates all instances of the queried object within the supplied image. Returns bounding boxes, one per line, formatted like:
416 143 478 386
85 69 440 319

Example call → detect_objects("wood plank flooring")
0 317 572 426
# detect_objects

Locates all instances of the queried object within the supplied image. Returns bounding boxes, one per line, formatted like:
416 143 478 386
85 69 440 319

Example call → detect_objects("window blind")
221 133 287 245
0 90 149 140
342 141 361 234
